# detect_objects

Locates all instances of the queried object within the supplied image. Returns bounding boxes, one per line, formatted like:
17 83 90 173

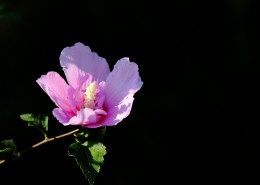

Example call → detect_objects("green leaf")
20 113 48 138
0 139 17 160
68 141 106 185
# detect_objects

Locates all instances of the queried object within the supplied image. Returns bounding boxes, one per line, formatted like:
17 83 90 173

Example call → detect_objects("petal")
84 109 107 128
104 57 143 107
94 109 107 115
53 108 71 124
36 71 71 112
68 108 96 126
100 94 134 126
60 42 110 88
67 75 93 113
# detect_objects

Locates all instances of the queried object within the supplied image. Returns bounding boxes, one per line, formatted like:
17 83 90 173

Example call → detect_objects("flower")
36 42 143 128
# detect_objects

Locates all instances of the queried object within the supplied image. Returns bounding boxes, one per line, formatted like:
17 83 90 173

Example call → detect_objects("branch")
0 128 80 166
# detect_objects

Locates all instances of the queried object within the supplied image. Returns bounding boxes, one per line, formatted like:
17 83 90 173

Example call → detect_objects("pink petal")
94 109 107 115
68 108 96 126
101 94 134 126
36 71 71 112
84 109 107 128
67 74 93 113
60 42 110 89
53 108 71 124
103 57 143 107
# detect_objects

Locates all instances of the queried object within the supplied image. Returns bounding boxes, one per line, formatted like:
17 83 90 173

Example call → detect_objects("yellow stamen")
85 82 96 108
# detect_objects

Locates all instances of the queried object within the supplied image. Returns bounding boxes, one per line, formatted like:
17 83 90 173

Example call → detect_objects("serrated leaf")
82 141 106 172
20 113 48 137
68 141 106 185
0 139 17 159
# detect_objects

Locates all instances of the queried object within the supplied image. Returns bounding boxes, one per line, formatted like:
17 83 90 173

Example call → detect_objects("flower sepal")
74 126 107 143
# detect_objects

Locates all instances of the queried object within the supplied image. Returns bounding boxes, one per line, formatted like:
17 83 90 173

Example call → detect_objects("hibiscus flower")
36 42 143 128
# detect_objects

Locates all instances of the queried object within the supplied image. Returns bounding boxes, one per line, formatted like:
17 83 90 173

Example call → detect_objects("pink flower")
36 42 143 128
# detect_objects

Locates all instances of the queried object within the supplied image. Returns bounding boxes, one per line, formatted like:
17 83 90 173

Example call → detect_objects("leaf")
0 139 17 160
0 6 21 21
20 113 48 138
68 141 106 185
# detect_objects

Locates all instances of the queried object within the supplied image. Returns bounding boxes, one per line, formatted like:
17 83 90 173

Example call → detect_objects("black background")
0 0 260 184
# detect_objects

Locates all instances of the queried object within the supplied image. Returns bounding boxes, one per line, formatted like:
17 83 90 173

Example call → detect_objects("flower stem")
0 128 80 166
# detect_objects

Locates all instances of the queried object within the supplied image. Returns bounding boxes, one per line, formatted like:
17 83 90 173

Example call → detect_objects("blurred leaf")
0 139 17 160
0 5 21 21
20 113 48 138
68 141 106 185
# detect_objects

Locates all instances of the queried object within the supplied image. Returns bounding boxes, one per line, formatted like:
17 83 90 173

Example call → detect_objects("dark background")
0 0 260 184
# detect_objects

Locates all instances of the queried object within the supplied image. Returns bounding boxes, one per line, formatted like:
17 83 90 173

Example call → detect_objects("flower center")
84 82 97 108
